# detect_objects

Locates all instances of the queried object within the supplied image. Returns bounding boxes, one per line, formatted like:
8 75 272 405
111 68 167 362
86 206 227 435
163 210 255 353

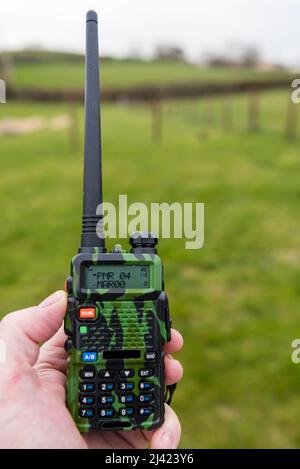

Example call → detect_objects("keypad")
78 366 156 421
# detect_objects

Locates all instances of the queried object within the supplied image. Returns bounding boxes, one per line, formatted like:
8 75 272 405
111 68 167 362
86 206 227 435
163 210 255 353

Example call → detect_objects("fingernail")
39 290 65 308
160 430 175 449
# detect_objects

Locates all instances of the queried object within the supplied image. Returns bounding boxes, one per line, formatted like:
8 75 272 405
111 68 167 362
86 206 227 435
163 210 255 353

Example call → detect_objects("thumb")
0 290 67 367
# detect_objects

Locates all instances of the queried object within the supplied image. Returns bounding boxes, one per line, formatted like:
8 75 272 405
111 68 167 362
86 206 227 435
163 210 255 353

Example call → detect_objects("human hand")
0 291 183 449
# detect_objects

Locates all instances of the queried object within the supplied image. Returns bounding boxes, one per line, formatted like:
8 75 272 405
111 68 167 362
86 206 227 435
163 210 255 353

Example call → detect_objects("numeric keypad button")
119 394 134 404
79 382 95 392
119 408 134 417
79 395 95 405
79 408 94 418
99 408 115 418
138 407 153 416
99 382 114 392
139 381 154 391
119 382 134 391
139 393 153 403
99 395 114 405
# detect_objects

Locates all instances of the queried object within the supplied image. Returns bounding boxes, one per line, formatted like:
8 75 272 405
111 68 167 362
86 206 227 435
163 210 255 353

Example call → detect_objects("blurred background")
1 0 300 448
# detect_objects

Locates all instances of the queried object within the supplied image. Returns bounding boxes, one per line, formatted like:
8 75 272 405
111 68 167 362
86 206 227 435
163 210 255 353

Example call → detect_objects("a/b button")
82 352 98 362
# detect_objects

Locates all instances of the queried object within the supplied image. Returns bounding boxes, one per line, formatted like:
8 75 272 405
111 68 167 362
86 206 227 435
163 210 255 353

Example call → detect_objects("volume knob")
129 232 158 253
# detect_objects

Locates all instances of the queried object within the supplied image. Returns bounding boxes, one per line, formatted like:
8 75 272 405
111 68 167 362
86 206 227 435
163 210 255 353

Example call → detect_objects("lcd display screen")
81 264 150 290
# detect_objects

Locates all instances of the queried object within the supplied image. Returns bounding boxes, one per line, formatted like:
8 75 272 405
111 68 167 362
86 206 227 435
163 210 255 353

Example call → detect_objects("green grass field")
1 89 300 448
2 53 293 89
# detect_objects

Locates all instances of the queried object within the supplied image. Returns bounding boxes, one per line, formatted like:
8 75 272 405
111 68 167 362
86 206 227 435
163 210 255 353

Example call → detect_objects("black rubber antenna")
81 10 105 250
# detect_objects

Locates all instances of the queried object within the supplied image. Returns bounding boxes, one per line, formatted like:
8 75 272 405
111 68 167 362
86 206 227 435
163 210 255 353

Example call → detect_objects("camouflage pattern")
64 248 170 432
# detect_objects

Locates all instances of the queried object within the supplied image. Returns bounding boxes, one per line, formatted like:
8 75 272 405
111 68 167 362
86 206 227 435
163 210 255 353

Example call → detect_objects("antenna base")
80 215 106 250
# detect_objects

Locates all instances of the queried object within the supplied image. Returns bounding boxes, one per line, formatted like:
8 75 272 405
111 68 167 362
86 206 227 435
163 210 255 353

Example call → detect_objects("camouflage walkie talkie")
64 10 172 432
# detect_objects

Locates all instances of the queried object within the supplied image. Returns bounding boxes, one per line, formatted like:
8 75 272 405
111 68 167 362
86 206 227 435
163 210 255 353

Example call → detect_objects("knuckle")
0 313 17 333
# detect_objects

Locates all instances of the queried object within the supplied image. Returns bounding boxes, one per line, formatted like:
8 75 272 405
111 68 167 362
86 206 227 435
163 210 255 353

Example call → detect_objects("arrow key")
119 369 134 378
99 369 115 379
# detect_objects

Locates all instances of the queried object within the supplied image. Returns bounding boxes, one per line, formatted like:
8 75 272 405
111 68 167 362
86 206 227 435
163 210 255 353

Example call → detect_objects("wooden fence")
6 78 292 103
5 78 298 144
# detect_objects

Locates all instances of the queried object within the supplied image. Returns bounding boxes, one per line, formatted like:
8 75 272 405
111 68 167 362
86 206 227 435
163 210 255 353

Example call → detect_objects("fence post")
248 90 260 133
222 93 233 130
285 94 298 140
151 100 163 143
203 96 213 125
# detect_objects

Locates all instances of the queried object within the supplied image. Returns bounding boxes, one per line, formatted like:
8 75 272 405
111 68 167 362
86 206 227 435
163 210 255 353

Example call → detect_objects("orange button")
79 307 96 319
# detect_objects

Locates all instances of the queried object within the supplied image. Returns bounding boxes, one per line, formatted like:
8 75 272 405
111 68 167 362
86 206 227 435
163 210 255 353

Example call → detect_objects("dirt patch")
0 114 72 136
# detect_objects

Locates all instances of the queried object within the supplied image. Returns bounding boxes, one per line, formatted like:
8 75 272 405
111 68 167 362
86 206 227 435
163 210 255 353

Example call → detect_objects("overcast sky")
0 0 299 65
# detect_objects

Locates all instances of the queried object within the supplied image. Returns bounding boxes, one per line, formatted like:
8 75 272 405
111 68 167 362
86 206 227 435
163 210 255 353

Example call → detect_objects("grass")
2 55 293 90
1 89 300 448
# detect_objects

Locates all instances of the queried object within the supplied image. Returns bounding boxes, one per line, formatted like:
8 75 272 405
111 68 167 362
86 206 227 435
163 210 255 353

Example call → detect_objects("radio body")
64 244 171 431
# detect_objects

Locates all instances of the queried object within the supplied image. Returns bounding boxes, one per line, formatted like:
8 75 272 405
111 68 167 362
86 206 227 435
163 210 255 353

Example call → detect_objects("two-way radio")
64 10 172 432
